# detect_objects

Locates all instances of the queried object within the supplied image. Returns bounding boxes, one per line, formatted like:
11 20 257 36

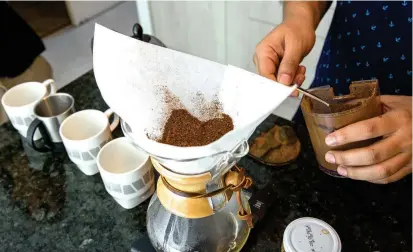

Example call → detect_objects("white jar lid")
283 217 342 252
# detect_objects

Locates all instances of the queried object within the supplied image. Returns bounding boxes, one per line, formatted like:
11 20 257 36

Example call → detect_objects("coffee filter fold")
93 24 295 174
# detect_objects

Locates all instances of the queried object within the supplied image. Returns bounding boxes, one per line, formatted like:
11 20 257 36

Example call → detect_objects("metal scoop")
296 87 330 107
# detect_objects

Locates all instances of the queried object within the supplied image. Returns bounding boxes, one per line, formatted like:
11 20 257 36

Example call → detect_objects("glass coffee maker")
122 120 253 252
92 23 298 252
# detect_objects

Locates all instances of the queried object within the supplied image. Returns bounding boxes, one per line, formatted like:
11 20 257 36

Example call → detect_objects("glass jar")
300 80 382 177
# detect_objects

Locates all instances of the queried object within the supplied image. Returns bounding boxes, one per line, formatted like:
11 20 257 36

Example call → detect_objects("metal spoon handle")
296 87 330 107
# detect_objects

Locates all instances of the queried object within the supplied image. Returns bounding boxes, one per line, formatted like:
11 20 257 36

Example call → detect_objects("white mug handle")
104 108 120 132
42 79 56 95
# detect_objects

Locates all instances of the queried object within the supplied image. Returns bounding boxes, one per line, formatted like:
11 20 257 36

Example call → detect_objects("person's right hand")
254 19 316 96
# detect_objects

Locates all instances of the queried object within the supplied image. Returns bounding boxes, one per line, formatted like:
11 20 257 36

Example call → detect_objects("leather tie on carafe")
160 165 254 228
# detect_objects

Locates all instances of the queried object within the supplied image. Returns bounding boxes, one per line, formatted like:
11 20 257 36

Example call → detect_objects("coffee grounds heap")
159 109 234 147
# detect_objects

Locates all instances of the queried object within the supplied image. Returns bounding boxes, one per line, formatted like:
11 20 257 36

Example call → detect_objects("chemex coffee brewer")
123 120 253 251
92 24 295 251
300 80 382 177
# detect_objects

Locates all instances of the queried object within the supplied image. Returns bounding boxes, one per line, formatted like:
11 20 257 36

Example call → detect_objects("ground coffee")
159 109 233 147
328 102 362 113
311 100 362 114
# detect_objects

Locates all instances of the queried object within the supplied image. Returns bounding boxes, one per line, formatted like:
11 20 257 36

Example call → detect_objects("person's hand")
325 95 412 184
254 19 316 96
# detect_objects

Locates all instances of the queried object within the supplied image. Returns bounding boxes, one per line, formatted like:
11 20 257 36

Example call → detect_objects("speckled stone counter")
0 71 411 252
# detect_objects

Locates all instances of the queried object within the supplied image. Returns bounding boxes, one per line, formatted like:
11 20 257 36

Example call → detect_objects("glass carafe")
147 192 250 252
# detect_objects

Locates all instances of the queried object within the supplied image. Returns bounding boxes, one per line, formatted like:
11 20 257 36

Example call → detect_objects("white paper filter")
93 24 295 174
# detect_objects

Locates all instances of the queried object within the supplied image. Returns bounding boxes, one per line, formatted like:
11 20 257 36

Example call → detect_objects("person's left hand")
324 95 412 184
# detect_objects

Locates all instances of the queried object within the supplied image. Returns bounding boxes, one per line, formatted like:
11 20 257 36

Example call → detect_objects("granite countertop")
0 71 411 252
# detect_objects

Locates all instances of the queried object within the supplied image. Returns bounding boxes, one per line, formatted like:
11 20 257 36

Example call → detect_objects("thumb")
276 45 302 86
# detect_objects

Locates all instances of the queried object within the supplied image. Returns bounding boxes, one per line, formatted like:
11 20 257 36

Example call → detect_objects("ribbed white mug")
1 79 56 139
97 137 155 209
59 109 119 175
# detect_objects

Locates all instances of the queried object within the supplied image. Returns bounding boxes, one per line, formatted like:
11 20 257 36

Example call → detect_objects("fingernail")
296 76 305 85
325 135 337 146
325 152 336 164
278 74 292 85
290 90 299 97
337 166 348 177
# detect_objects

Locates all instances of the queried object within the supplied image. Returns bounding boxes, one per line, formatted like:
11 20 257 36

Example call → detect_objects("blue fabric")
312 0 412 96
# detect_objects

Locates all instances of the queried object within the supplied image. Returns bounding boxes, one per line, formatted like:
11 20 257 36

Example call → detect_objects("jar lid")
283 217 341 252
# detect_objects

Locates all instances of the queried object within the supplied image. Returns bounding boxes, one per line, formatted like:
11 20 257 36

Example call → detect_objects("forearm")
283 1 331 30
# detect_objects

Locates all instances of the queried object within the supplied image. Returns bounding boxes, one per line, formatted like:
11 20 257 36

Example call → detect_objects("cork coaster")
248 125 301 166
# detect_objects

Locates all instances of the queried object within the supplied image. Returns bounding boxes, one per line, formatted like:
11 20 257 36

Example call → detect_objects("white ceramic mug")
1 79 56 139
59 109 119 176
97 137 155 209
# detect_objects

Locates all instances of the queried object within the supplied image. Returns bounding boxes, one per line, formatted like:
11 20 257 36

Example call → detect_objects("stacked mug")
1 79 154 209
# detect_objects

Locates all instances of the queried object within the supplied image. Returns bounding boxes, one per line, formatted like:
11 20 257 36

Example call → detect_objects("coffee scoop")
93 24 295 174
296 87 330 107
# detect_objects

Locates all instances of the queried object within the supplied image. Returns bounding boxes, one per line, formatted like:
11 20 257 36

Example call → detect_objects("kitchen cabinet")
149 1 226 64
226 1 277 73
65 1 119 26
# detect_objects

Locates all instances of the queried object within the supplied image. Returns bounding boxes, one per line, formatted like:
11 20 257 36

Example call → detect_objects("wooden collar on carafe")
151 158 254 228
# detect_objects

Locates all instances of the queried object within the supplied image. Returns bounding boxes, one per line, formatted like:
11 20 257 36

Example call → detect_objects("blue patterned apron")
313 0 412 95
295 0 412 122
